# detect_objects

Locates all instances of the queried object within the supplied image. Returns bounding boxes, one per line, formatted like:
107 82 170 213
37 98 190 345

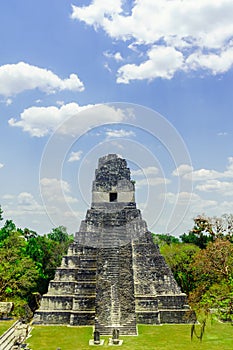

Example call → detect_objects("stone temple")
34 154 192 335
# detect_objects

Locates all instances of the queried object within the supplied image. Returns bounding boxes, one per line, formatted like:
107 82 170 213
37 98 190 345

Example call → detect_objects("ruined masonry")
34 154 192 335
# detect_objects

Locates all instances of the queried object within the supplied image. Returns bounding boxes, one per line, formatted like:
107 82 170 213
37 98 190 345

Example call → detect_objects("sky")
0 0 233 236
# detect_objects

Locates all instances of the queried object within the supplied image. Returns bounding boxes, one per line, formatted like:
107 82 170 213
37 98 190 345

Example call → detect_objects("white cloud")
8 103 91 137
131 166 159 177
0 163 4 169
166 191 217 209
186 46 233 74
117 46 184 83
68 150 83 162
136 177 170 187
172 164 193 177
72 0 233 82
18 192 36 205
71 1 122 27
104 51 123 61
6 98 12 106
3 192 43 216
40 177 78 204
114 52 123 61
173 157 233 181
105 129 135 138
131 165 168 187
9 103 127 137
0 62 84 97
56 100 65 106
2 194 14 200
196 179 233 196
39 177 83 232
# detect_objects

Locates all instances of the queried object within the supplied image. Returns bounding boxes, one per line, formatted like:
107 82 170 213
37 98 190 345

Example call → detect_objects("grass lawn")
28 320 233 350
0 319 15 336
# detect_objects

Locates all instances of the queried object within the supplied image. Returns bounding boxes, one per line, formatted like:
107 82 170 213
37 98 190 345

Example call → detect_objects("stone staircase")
0 321 30 350
95 242 137 335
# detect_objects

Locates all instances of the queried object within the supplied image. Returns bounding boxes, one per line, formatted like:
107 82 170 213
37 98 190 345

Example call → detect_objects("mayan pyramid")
34 154 191 335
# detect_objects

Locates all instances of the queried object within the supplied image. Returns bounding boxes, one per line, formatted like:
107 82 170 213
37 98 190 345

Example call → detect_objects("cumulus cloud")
9 103 128 137
136 177 170 187
172 164 193 177
3 192 43 216
166 191 217 209
9 104 76 137
172 158 233 206
39 177 84 231
0 163 4 169
72 0 233 82
131 166 159 177
117 46 184 83
196 179 233 196
71 1 122 26
0 62 84 97
186 46 233 74
68 150 83 162
40 177 78 204
131 165 168 187
173 157 233 181
18 192 36 205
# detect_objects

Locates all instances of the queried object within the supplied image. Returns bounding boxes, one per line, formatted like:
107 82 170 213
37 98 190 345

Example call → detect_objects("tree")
0 231 40 301
47 225 70 243
211 214 233 242
181 214 233 248
26 227 73 294
190 238 233 321
0 218 74 316
153 233 179 246
180 215 214 248
160 243 200 295
193 239 233 283
0 220 16 243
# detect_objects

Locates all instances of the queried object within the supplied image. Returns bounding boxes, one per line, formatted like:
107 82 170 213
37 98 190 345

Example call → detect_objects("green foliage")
160 243 200 294
47 225 70 243
26 227 73 294
0 215 73 316
189 239 233 321
153 233 180 246
0 231 40 301
0 220 16 243
200 280 233 323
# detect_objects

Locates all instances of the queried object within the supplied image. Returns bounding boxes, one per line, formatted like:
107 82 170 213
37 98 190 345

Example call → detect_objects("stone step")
96 324 137 336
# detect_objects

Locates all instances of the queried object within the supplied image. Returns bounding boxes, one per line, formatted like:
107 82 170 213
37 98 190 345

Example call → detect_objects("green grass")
28 320 233 350
0 319 15 335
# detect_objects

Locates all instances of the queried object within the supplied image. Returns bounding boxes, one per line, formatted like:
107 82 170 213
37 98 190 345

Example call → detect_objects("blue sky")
0 0 233 236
